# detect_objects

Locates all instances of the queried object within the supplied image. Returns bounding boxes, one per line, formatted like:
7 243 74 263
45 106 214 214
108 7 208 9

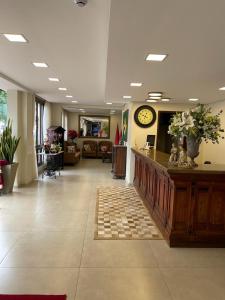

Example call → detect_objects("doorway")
156 111 178 153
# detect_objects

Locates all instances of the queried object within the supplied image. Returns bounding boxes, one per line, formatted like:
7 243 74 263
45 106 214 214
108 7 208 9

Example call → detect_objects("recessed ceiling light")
72 100 78 103
49 77 59 82
79 108 84 111
149 96 161 100
130 82 142 87
161 98 170 102
3 34 27 43
111 110 116 113
58 87 67 91
219 87 225 91
146 54 167 61
106 102 112 105
32 62 48 68
189 98 199 102
123 96 132 99
146 99 157 103
66 95 73 98
148 92 162 97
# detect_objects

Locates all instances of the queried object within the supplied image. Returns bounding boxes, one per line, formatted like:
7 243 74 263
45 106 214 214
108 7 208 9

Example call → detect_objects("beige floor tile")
0 232 25 263
81 239 157 267
0 268 78 300
32 211 88 232
1 231 84 267
150 240 225 267
161 267 225 300
76 268 173 300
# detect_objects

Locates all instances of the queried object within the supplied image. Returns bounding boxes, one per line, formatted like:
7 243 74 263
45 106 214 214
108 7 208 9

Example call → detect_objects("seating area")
82 140 112 159
64 141 81 165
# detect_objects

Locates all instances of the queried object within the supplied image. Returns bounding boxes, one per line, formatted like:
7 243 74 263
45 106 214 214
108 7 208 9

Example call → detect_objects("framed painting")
122 109 129 142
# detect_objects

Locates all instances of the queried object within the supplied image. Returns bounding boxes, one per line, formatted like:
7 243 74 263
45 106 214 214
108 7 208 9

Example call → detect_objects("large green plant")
0 119 20 163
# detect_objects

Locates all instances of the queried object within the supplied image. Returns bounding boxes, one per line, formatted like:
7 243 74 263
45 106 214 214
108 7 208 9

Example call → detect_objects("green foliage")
168 104 224 144
0 119 20 163
0 90 7 131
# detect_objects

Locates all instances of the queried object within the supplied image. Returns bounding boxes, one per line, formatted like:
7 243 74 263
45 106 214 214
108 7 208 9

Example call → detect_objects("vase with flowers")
168 104 224 167
67 129 78 144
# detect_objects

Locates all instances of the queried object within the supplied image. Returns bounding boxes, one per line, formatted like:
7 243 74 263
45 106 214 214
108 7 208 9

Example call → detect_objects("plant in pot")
0 119 20 194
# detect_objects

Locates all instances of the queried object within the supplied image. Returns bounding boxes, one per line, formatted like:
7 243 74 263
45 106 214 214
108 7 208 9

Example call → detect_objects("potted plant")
168 104 224 167
0 119 20 194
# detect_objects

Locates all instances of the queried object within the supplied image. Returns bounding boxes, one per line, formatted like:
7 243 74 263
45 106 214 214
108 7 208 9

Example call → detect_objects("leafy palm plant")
0 119 20 163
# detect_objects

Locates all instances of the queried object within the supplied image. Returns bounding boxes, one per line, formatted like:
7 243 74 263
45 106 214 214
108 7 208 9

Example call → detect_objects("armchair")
82 140 97 158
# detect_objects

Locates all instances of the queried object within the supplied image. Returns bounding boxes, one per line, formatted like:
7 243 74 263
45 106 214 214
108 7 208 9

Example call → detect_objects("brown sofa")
64 142 80 165
82 140 97 158
97 141 113 158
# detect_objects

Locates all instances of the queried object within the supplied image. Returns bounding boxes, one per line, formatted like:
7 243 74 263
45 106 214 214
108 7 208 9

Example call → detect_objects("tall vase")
186 136 200 167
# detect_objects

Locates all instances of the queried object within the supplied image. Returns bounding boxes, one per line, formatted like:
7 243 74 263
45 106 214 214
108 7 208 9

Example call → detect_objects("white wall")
7 90 38 186
67 112 122 148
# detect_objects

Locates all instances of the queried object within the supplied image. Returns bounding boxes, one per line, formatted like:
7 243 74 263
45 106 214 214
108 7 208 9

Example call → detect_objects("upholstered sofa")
64 142 80 165
82 140 97 158
97 141 113 158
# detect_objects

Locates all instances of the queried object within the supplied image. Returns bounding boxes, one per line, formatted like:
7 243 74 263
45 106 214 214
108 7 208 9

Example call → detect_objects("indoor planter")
0 120 20 194
168 104 224 167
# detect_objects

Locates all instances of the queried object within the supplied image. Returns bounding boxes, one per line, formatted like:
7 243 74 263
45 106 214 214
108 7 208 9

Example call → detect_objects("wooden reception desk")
132 148 225 247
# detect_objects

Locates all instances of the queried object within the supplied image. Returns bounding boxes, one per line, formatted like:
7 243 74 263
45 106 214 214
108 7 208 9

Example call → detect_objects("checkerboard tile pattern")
95 186 163 240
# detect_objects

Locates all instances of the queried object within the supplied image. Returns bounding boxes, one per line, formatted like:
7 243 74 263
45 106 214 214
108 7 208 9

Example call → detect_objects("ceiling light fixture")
146 54 167 62
146 99 157 103
148 92 162 97
72 100 78 103
189 98 199 102
3 34 28 43
66 95 73 98
123 96 132 99
58 87 67 91
49 77 59 82
130 82 142 87
149 96 161 100
106 102 112 105
32 62 48 68
219 87 225 91
161 98 170 102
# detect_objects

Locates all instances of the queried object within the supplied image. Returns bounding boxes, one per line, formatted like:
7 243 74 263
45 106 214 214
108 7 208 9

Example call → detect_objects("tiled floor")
0 159 225 300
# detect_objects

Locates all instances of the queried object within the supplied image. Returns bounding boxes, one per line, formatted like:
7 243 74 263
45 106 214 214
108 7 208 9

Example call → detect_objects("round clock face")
134 105 156 128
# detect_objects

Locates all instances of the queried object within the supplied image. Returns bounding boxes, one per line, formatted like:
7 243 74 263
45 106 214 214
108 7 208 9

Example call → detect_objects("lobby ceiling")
0 0 225 107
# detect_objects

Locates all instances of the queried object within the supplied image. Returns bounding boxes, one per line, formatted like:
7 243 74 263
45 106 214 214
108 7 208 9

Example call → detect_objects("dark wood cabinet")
132 148 225 247
112 145 127 179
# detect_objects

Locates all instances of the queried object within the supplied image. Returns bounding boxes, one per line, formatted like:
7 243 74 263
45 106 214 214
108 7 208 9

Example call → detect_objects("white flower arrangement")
168 104 224 143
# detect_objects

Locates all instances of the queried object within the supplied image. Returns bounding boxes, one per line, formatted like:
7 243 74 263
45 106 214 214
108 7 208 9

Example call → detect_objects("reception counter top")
132 147 225 247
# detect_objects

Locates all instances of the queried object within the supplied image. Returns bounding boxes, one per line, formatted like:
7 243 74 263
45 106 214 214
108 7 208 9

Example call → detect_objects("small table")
38 151 64 178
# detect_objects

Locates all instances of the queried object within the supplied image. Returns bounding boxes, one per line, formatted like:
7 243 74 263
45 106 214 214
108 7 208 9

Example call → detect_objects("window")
35 97 45 166
0 89 7 134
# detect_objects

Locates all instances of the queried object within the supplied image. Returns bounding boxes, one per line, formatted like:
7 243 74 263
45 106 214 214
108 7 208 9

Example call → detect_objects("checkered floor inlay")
95 186 163 240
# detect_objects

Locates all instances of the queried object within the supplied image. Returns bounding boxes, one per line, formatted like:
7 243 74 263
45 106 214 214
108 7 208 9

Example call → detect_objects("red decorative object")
119 129 122 144
114 124 120 145
0 160 8 166
0 167 4 190
0 295 67 300
67 129 78 140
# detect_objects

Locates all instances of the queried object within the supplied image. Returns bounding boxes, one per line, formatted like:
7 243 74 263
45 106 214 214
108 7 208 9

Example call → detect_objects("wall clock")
134 105 156 128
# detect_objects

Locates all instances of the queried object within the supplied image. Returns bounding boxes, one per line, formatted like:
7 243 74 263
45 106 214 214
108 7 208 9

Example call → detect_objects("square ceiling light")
148 92 162 97
3 34 28 43
161 98 170 102
219 87 225 91
189 98 199 102
66 95 73 98
49 77 59 82
32 62 48 68
146 54 167 61
72 100 78 103
58 87 67 91
123 96 132 99
130 82 142 87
